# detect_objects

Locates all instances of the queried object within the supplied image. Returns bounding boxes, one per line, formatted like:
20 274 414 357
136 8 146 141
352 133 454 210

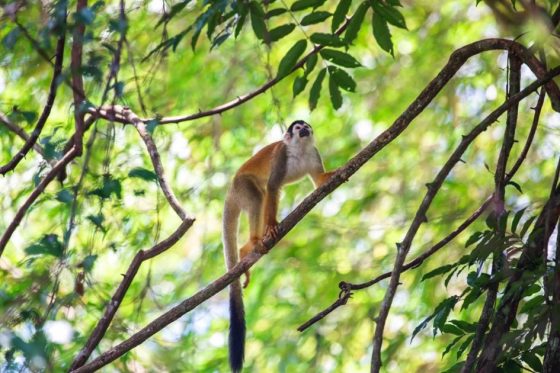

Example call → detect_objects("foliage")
1 0 560 372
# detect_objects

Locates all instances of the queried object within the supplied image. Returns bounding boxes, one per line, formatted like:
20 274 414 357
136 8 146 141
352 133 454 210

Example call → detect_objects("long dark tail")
223 198 245 372
229 281 245 372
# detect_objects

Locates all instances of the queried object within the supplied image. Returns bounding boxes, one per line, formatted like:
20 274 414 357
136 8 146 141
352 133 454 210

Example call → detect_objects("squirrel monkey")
223 120 334 372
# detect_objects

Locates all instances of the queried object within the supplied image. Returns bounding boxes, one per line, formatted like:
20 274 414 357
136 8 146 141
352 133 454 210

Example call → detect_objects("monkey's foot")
264 223 279 240
242 271 251 288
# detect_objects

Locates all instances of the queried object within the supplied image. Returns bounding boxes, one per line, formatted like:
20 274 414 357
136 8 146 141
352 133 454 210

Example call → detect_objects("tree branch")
477 159 560 372
71 46 560 372
0 112 50 163
461 52 522 373
69 217 194 370
121 107 188 220
0 17 66 175
71 0 87 156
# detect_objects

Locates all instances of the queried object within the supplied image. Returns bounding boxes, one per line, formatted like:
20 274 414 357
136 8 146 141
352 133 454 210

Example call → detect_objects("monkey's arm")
309 147 335 188
264 144 287 238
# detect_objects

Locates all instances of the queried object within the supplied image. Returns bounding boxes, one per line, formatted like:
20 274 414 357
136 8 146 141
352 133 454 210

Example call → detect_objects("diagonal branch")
0 112 50 163
122 107 188 220
69 217 194 370
71 51 560 373
0 19 66 175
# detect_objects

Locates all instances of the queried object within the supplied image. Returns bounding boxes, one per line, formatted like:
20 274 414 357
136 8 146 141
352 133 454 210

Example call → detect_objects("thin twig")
0 112 50 162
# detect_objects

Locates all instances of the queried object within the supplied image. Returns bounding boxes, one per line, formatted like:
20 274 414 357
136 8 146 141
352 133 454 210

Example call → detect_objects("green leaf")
519 216 536 238
293 75 308 98
310 33 345 47
146 119 159 134
25 234 63 258
265 8 287 19
86 213 106 232
521 295 545 313
343 1 368 45
75 7 96 25
466 231 483 247
422 264 457 281
521 351 543 372
511 207 527 234
129 167 157 182
250 1 268 42
328 74 343 109
461 287 482 311
301 11 332 26
456 335 474 358
320 48 361 67
433 296 459 335
443 335 464 357
2 27 21 50
268 24 296 43
305 53 318 75
371 0 407 29
82 254 98 272
507 180 523 194
56 189 74 204
291 0 326 12
89 175 122 200
156 0 192 27
449 319 478 333
372 12 393 55
277 39 307 78
332 0 352 32
441 323 465 336
329 67 356 92
309 68 327 110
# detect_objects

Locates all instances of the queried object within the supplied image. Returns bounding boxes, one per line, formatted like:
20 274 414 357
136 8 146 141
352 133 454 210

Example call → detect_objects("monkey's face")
284 120 314 145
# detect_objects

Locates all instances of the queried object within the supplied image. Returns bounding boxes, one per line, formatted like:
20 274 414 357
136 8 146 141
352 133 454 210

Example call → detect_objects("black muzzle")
299 128 310 137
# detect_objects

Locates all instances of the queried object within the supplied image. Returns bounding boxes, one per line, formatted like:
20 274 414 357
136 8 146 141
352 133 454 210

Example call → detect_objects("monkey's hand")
264 221 279 240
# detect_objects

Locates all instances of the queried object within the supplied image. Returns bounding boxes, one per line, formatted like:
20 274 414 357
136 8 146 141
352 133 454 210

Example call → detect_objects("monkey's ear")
283 131 292 141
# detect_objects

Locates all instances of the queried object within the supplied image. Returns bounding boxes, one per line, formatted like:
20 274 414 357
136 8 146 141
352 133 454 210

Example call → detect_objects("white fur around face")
283 138 320 184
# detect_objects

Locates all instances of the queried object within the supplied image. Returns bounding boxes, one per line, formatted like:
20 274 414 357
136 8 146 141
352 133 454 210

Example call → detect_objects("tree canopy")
1 0 560 372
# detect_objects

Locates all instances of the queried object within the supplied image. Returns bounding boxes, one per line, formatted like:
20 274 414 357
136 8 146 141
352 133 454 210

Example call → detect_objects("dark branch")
0 112 50 162
69 218 194 370
461 53 522 373
70 0 87 156
0 20 66 175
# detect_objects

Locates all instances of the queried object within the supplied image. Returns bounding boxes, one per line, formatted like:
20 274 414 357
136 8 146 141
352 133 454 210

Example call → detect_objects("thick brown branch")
0 23 66 175
69 218 194 370
71 48 560 373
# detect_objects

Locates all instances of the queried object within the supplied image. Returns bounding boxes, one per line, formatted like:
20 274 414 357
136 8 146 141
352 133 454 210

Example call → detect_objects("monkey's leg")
239 189 264 288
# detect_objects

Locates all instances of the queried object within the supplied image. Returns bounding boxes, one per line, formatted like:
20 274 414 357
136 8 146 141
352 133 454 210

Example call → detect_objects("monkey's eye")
294 125 301 130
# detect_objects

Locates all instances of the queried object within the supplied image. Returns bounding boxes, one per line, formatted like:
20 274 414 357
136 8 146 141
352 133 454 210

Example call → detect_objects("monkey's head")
284 120 314 145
